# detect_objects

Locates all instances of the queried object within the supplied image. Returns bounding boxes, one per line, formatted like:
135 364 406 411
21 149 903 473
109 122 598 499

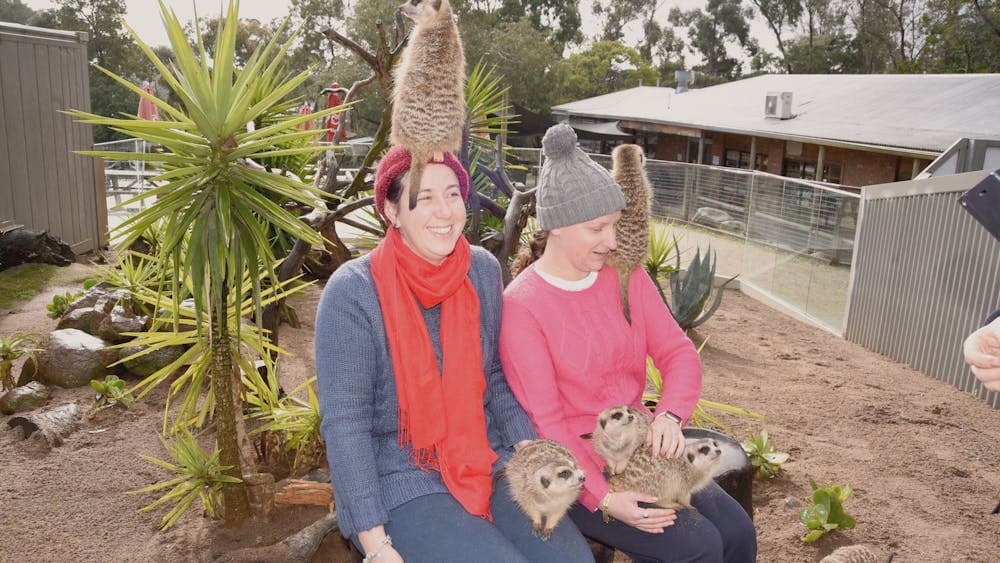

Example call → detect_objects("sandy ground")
1 263 998 562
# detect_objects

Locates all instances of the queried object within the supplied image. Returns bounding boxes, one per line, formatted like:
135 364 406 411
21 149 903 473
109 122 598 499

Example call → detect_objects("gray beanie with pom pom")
536 123 626 230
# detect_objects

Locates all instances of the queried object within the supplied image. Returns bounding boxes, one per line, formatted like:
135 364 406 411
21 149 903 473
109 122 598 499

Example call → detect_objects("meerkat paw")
540 527 554 541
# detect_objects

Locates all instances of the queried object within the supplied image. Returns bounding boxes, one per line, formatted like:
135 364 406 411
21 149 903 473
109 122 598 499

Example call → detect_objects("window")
783 159 842 184
724 149 768 171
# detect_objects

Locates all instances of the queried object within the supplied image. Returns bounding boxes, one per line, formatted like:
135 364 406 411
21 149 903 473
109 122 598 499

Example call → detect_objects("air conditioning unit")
764 91 793 119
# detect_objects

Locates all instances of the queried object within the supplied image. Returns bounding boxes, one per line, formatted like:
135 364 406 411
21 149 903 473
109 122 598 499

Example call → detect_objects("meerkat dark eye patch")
611 412 623 420
410 0 420 5
557 469 572 480
540 476 551 488
699 445 710 455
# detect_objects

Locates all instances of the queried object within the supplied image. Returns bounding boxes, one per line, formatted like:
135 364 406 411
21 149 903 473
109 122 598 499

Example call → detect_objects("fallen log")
214 511 340 563
274 479 334 512
6 402 81 447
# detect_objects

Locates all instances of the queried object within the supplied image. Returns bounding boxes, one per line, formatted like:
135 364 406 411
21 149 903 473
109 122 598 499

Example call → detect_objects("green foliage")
800 477 856 542
90 374 134 408
0 332 42 391
549 41 659 106
46 291 81 319
644 223 681 304
131 430 241 530
741 428 789 482
644 356 763 433
247 375 325 471
0 264 61 309
666 239 737 331
669 0 758 80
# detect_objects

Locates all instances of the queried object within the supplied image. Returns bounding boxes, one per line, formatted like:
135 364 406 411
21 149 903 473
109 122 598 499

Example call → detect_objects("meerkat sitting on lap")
500 439 585 540
392 0 467 210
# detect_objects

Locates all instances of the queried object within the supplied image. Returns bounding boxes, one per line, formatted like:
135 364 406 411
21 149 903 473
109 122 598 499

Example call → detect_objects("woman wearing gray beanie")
500 124 756 562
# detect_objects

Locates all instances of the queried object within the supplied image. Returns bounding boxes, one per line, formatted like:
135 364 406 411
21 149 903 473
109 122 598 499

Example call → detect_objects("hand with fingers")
647 413 685 458
605 491 678 533
964 316 1000 392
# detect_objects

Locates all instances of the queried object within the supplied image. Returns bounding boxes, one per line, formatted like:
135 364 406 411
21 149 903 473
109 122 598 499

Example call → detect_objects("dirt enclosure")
1 264 998 562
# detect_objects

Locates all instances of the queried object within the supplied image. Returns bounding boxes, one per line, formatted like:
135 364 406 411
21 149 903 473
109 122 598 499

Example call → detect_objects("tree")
549 41 659 105
0 0 33 23
592 0 687 69
917 0 1000 71
748 0 804 72
73 0 334 526
185 16 276 67
492 0 584 52
669 0 758 80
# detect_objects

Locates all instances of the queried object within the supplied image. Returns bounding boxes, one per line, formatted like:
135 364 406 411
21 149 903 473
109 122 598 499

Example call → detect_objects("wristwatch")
657 410 682 425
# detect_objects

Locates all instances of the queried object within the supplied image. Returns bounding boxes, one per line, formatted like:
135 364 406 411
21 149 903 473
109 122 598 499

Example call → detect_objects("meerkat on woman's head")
607 144 652 324
608 437 722 510
588 405 652 475
391 0 467 210
500 439 585 540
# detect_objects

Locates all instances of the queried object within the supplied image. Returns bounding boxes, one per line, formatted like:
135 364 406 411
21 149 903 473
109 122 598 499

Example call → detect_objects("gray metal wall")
0 23 100 253
845 170 1000 407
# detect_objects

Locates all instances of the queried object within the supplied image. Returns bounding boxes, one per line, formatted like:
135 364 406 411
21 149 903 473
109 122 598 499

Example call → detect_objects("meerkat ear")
687 452 695 463
432 0 441 9
580 432 593 439
540 476 551 488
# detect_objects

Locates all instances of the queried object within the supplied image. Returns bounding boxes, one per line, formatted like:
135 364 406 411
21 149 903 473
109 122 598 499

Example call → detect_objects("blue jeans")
354 476 595 562
569 481 757 563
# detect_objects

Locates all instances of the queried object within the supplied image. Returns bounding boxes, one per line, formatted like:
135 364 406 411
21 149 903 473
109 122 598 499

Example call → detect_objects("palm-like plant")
0 332 42 391
70 0 341 525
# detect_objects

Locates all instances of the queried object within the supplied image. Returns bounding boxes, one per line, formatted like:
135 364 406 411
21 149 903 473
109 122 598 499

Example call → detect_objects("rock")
31 329 118 388
119 342 185 377
0 381 51 414
692 207 734 228
56 286 148 342
6 402 81 448
720 220 746 233
784 496 803 510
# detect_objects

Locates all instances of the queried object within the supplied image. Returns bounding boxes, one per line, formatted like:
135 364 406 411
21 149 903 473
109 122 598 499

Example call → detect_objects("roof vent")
675 70 694 94
765 91 793 119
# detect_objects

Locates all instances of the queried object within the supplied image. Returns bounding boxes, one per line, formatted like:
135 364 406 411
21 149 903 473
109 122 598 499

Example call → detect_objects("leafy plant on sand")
0 332 42 391
644 222 681 304
247 374 325 472
131 430 240 530
90 374 135 409
644 356 763 433
740 428 789 482
46 291 81 319
799 477 856 542
70 0 339 525
665 237 738 331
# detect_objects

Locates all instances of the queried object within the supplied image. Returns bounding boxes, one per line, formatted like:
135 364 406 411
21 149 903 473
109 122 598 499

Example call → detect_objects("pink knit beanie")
373 146 470 217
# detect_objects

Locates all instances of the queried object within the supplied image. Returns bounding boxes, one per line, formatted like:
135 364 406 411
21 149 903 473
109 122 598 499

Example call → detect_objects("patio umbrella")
137 81 159 121
296 101 314 130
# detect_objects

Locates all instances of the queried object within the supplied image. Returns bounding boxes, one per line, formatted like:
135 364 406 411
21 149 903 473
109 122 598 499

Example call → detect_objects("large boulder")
0 228 75 272
692 207 735 229
0 381 51 415
119 342 186 377
29 329 119 388
56 286 148 343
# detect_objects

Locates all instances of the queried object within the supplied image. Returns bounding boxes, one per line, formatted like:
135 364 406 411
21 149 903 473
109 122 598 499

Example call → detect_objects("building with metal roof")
551 74 1000 188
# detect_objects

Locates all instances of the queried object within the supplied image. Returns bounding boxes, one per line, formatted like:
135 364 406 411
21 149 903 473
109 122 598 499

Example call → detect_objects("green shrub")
666 239 737 330
90 375 134 409
0 332 42 391
741 428 789 482
46 291 81 319
800 477 856 542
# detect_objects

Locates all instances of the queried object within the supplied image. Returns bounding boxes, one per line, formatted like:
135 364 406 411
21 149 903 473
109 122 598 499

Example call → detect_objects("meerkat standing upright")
500 439 586 540
391 0 467 209
606 144 652 324
588 405 652 475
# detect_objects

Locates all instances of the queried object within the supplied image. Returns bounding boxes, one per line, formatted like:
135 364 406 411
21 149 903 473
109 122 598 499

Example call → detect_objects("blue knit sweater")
315 246 537 538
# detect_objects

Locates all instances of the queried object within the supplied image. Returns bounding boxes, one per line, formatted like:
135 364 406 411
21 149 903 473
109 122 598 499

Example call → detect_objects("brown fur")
606 144 652 324
608 437 722 510
391 0 466 209
590 405 651 476
502 439 585 540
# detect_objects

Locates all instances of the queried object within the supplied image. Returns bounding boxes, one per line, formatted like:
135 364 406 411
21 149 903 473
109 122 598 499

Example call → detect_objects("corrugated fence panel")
0 24 97 253
846 171 1000 408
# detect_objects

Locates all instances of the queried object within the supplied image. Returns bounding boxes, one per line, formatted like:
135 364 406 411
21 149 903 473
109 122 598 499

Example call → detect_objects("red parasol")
137 82 159 121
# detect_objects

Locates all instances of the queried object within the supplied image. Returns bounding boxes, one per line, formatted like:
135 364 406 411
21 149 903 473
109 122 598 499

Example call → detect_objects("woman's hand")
647 413 685 457
606 491 677 533
371 546 403 563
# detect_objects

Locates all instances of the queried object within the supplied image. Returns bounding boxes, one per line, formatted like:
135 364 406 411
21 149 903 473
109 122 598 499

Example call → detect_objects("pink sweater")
499 264 702 511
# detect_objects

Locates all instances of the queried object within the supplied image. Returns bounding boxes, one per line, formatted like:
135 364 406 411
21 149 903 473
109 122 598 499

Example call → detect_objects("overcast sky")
21 0 778 69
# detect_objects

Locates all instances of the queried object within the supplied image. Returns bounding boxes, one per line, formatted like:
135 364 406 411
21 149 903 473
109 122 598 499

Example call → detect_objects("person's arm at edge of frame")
964 308 1000 392
499 298 611 510
314 271 397 560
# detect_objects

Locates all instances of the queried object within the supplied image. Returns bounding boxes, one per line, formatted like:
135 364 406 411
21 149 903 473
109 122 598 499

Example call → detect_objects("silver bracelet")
362 534 393 562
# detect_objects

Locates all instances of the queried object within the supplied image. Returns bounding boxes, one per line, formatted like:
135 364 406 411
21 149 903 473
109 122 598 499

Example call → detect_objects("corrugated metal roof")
551 74 1000 154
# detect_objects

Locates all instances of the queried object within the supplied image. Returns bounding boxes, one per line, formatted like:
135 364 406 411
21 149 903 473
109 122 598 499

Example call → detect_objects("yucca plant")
248 376 324 472
644 355 763 434
666 237 738 331
645 222 682 304
132 430 241 530
0 332 42 391
70 0 341 524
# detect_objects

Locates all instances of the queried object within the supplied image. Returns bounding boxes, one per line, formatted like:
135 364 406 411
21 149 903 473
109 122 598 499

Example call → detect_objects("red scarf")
369 228 498 519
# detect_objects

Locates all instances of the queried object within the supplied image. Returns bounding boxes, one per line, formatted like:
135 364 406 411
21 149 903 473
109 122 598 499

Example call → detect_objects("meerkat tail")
407 157 427 209
619 268 633 324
